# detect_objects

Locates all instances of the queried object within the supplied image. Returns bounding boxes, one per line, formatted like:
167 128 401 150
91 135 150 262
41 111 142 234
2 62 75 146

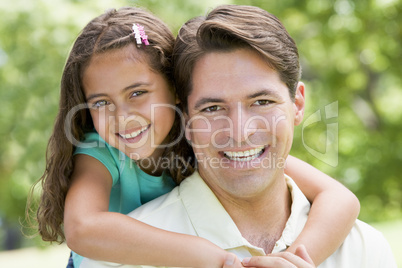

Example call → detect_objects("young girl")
28 6 359 268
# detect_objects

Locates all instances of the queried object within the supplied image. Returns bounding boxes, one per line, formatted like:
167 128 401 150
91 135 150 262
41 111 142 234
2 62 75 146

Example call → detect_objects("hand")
294 244 314 265
223 252 244 268
242 245 315 268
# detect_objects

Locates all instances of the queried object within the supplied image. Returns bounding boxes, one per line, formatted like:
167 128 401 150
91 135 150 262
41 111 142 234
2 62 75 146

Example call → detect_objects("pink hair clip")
132 24 149 46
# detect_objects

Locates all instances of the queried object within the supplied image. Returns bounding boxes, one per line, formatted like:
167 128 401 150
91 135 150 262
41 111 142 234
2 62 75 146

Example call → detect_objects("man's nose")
227 103 258 144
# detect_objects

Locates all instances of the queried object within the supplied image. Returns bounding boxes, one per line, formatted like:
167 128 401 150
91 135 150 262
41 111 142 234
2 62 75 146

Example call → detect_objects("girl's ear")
294 82 305 126
172 87 180 104
184 113 191 142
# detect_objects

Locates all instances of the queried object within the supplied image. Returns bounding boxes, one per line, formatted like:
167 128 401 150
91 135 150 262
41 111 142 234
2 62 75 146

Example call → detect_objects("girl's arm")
64 154 241 268
284 155 360 266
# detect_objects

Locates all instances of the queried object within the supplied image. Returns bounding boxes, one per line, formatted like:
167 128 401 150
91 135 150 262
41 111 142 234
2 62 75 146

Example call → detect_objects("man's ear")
294 82 305 126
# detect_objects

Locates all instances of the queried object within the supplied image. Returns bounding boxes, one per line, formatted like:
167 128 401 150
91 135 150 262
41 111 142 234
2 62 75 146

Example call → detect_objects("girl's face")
82 45 177 165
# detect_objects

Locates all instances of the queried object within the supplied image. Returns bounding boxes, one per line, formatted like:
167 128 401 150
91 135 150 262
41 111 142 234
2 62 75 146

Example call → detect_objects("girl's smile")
82 44 177 164
117 124 151 141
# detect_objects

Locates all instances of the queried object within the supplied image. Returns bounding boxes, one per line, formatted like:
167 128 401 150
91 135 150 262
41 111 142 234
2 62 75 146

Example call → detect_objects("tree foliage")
0 0 400 249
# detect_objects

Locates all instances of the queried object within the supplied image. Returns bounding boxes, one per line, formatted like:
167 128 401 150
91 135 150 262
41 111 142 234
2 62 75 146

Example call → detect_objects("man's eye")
202 105 222 112
253 100 273 106
91 100 109 108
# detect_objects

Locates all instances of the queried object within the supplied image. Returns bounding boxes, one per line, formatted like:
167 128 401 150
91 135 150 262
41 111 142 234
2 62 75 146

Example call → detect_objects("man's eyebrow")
247 89 283 100
194 97 224 110
85 82 151 102
192 89 284 110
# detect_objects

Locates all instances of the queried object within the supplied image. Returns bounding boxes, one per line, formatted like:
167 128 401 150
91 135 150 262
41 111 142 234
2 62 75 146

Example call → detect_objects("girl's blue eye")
202 105 222 112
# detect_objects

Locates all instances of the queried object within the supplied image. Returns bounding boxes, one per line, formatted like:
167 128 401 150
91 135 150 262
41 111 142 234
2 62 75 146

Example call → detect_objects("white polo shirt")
80 172 396 268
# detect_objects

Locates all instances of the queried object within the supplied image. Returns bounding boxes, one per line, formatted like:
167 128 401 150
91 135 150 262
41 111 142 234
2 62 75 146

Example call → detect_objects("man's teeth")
120 125 149 139
224 146 265 161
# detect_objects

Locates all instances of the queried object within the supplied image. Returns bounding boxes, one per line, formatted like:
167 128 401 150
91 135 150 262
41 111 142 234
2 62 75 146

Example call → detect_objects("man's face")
185 48 305 200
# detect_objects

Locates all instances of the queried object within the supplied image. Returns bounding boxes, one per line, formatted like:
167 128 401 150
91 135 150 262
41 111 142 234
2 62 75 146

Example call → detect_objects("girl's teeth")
120 126 148 139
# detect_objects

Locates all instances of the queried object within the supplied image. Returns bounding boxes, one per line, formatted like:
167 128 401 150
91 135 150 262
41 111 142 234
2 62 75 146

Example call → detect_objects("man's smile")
221 145 266 162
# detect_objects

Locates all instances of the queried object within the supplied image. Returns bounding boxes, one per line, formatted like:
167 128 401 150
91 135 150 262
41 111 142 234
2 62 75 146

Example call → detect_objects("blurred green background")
0 0 401 265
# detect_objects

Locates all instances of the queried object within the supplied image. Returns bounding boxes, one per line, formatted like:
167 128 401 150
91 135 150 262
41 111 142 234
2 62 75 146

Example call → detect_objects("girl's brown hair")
27 6 193 243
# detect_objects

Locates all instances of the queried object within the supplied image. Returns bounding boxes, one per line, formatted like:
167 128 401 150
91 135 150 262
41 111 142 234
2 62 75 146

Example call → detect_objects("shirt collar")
179 172 247 250
179 171 311 254
273 176 311 252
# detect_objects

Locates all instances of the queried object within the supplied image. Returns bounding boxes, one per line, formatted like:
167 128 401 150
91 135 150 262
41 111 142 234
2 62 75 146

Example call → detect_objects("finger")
242 256 296 268
295 245 314 265
268 252 315 268
223 253 244 268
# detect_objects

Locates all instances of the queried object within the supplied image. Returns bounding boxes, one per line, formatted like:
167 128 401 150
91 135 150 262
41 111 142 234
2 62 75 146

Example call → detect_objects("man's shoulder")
349 219 395 257
347 219 391 249
127 173 201 218
126 174 202 236
127 185 181 220
321 219 396 268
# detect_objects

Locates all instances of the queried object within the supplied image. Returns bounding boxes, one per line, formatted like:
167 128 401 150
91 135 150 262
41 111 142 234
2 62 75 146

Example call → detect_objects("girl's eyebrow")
86 82 151 102
122 82 151 92
86 93 107 102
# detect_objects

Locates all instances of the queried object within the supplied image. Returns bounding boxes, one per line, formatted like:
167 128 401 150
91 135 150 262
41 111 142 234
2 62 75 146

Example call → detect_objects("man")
81 5 396 268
